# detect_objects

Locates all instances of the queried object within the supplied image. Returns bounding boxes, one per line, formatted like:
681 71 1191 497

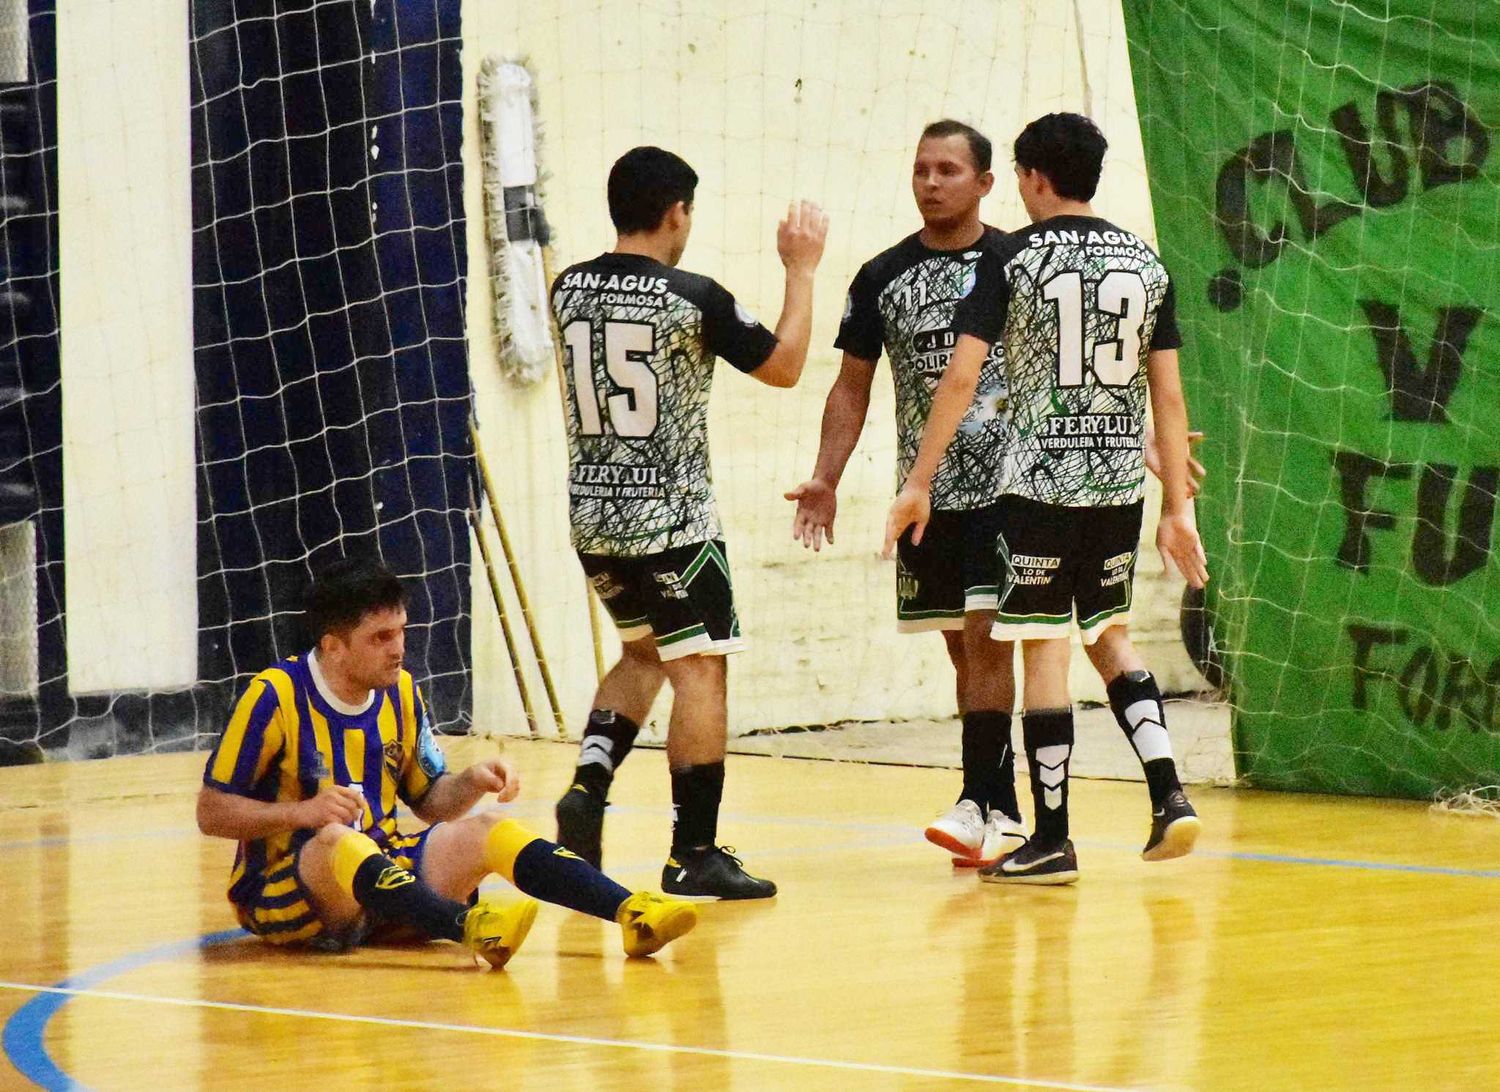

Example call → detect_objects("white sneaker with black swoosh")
977 839 1079 885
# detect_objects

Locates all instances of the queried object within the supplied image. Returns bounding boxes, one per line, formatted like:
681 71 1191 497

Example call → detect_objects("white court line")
0 981 1133 1091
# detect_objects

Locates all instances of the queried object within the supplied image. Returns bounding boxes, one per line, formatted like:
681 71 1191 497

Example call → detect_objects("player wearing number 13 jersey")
551 146 828 900
964 213 1177 510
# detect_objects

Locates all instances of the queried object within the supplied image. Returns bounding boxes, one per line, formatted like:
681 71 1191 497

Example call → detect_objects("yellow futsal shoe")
462 897 540 969
617 891 699 957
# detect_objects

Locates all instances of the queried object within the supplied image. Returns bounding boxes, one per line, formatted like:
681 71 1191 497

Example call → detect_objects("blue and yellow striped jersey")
202 652 449 908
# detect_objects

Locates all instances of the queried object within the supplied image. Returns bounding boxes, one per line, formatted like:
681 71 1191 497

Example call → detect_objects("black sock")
670 762 725 856
572 709 641 798
1106 671 1182 807
959 710 1018 821
351 855 467 942
1023 709 1074 848
512 838 631 921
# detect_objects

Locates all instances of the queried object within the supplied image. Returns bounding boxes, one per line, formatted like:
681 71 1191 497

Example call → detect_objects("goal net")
0 0 474 761
9 1 1492 803
1123 0 1497 798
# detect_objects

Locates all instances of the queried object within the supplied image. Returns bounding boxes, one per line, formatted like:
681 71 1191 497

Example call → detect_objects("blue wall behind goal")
0 0 66 752
191 0 472 730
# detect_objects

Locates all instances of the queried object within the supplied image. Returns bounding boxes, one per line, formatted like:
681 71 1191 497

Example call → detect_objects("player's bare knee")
450 810 504 851
961 617 1001 659
1022 637 1067 662
622 636 663 671
309 822 355 849
662 652 725 692
1086 625 1139 682
969 637 1014 676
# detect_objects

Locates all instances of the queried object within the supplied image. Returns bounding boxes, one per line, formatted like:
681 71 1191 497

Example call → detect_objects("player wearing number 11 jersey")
550 146 828 900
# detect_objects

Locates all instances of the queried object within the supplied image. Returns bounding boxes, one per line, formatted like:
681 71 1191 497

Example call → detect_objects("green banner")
1124 2 1498 797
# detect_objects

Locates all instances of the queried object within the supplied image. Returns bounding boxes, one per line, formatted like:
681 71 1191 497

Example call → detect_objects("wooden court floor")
1 736 1496 1090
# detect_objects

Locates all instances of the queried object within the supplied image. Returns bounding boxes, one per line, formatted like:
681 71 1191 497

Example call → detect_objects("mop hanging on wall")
478 56 554 386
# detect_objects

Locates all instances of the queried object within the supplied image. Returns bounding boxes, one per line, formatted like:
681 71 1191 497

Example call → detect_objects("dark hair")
304 557 406 640
1012 113 1108 200
920 119 992 173
607 146 698 233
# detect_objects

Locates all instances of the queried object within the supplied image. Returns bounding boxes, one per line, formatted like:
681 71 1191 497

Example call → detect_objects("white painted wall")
58 0 196 692
461 0 1198 741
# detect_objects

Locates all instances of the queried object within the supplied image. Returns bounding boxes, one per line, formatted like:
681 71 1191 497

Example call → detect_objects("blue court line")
3 805 1496 879
1154 846 1500 879
2 929 248 1091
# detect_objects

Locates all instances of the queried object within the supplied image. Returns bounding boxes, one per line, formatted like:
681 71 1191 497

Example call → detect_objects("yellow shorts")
233 828 434 950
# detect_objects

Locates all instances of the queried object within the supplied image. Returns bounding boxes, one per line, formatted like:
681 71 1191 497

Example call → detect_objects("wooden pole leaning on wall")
541 243 609 689
468 496 540 739
469 418 567 738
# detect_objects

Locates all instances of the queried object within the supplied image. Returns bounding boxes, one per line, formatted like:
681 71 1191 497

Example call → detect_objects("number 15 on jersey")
563 318 660 438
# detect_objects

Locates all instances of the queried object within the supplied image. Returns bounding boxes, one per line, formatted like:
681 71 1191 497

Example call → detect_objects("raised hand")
777 200 829 275
785 478 838 551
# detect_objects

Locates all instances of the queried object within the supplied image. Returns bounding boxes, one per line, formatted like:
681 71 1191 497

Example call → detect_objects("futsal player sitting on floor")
197 557 698 967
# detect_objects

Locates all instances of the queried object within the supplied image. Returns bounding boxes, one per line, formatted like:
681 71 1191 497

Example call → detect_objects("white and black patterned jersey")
954 215 1181 508
836 228 1009 511
551 252 778 556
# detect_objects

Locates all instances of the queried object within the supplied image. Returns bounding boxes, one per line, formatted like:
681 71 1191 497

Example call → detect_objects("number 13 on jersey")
1041 270 1148 389
563 318 660 438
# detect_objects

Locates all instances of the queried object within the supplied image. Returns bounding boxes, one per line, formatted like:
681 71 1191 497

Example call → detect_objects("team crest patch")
896 558 918 601
308 753 331 782
383 739 403 773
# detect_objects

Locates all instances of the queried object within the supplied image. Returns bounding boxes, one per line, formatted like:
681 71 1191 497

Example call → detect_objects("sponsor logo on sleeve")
416 708 448 779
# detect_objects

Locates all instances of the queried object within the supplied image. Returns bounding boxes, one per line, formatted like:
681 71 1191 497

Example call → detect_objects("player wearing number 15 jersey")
551 146 828 900
888 113 1209 884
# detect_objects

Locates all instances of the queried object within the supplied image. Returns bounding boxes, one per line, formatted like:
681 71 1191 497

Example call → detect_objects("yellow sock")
329 829 384 899
483 818 543 883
